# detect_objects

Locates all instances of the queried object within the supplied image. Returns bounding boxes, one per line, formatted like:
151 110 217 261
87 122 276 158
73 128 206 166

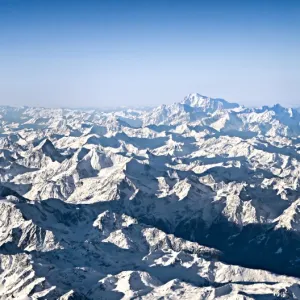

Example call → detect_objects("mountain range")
0 93 300 299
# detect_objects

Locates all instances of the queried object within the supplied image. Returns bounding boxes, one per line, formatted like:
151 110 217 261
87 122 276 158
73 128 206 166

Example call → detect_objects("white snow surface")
0 94 300 299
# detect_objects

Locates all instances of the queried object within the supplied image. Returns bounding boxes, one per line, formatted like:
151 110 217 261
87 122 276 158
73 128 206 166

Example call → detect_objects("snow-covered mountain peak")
182 93 240 112
36 138 65 162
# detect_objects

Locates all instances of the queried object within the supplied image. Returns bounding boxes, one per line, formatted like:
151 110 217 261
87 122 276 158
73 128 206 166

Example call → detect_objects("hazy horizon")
0 0 299 108
0 92 299 110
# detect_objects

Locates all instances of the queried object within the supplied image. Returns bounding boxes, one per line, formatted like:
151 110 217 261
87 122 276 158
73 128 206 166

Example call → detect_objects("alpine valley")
0 93 300 299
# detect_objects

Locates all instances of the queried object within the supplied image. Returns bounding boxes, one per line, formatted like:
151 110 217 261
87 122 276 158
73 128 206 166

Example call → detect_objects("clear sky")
0 0 299 108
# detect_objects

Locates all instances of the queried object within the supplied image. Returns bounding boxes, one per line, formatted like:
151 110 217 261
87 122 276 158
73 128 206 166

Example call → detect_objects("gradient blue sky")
0 0 299 108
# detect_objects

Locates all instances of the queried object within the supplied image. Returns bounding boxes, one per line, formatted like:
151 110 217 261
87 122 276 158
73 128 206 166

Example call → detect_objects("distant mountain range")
0 94 300 299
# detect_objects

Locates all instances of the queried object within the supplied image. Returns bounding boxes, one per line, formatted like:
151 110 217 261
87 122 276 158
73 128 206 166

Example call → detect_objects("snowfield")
0 93 300 299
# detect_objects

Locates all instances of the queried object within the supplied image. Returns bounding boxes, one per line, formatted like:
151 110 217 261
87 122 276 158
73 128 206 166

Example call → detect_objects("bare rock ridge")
0 93 300 299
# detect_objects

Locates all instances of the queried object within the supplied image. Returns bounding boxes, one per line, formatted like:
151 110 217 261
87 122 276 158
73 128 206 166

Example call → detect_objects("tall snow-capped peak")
182 93 240 112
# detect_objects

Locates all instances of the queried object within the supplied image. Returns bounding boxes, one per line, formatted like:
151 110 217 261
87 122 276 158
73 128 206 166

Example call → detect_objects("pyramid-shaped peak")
40 138 54 148
37 138 64 162
38 138 55 153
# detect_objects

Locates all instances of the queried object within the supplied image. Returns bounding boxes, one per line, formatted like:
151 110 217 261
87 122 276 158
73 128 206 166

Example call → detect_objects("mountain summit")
182 93 240 112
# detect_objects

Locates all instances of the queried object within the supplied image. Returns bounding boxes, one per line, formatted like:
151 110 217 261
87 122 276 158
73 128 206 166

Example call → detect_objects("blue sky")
0 0 299 107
